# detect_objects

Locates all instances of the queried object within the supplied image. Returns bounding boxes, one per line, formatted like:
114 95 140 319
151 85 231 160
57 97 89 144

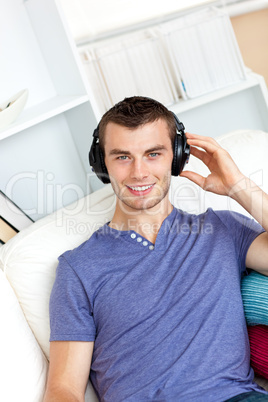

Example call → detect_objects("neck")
109 198 173 243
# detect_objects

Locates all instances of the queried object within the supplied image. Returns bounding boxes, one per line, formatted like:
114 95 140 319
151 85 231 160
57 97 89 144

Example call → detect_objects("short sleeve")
49 255 96 342
212 210 264 273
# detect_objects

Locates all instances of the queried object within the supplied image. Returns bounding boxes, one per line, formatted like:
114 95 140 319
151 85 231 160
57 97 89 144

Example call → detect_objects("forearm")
230 176 268 232
43 386 84 402
44 341 93 402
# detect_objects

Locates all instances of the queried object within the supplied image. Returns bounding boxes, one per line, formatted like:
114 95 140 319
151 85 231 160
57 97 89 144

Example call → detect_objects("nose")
130 158 149 181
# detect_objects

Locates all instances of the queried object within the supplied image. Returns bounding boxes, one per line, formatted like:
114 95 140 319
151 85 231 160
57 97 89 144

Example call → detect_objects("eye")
148 152 159 158
117 155 129 160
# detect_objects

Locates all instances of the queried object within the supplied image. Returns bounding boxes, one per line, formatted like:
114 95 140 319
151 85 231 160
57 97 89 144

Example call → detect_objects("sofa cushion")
241 271 268 326
0 269 48 402
248 325 268 380
0 185 115 359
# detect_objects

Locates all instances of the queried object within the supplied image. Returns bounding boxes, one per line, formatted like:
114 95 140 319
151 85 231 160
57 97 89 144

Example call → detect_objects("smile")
127 184 154 192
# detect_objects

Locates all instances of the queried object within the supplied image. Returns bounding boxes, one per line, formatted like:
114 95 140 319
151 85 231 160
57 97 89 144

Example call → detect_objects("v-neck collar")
103 207 178 251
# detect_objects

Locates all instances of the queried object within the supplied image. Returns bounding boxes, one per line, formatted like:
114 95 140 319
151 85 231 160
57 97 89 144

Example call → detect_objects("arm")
181 133 268 275
233 177 268 275
43 341 94 402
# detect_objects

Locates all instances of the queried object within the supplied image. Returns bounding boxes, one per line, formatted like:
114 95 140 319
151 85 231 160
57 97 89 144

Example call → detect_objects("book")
159 7 246 99
0 216 18 244
79 7 247 107
0 190 34 243
80 29 178 110
80 49 113 116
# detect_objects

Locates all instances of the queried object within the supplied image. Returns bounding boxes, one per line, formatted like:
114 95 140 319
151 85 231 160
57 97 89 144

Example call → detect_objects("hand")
180 133 245 197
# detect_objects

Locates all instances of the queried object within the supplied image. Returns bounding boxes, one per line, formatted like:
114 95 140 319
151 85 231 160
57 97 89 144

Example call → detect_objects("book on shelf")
0 217 18 245
80 29 178 113
79 7 247 113
158 7 246 99
0 190 34 244
81 49 113 116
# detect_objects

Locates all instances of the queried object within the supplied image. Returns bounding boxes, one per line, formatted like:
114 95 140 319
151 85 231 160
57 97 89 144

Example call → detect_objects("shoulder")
59 224 112 268
206 208 261 231
174 207 224 225
178 207 250 225
173 207 256 233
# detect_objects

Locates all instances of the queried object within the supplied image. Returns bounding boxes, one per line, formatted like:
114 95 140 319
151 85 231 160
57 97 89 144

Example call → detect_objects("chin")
119 195 168 214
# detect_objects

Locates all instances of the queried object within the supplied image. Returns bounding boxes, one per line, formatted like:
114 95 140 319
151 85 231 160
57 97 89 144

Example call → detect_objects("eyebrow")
108 145 168 156
109 148 131 156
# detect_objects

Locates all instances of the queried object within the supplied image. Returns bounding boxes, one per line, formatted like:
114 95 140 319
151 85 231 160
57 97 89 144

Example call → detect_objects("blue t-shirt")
50 208 267 401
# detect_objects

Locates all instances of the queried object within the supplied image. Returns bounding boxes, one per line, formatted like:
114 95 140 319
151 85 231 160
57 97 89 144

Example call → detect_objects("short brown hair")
98 96 176 154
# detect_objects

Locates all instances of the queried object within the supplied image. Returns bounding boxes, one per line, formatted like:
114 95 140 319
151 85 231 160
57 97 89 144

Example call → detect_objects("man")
45 97 268 402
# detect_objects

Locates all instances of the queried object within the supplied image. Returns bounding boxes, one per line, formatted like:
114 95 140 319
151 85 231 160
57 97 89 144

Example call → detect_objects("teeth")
128 184 153 191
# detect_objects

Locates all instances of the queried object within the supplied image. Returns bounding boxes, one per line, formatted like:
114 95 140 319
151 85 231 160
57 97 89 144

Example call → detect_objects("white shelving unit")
1 0 268 220
0 0 99 220
170 71 268 136
0 95 89 141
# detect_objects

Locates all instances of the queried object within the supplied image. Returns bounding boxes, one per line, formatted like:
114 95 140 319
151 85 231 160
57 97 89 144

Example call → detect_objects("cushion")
241 271 268 326
0 269 48 401
0 184 115 359
248 325 268 380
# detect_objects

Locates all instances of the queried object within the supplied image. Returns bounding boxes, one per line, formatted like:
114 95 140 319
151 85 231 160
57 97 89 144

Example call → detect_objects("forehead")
104 119 172 153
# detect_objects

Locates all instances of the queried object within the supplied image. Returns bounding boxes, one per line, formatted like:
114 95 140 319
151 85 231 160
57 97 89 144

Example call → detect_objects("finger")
186 137 221 155
190 146 211 166
186 132 220 151
185 132 219 146
180 171 206 189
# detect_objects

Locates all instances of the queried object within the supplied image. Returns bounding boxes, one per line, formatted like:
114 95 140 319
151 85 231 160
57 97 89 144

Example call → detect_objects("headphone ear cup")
172 134 183 176
89 133 110 184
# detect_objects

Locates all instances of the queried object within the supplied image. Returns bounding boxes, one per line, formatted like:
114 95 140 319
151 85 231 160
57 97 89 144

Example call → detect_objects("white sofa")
0 129 268 402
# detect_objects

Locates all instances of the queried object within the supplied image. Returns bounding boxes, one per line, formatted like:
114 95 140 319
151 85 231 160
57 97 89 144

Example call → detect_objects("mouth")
126 184 155 196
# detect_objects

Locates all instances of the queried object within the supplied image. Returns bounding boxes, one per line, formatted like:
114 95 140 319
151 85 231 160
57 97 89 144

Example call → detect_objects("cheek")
155 158 173 176
106 164 129 183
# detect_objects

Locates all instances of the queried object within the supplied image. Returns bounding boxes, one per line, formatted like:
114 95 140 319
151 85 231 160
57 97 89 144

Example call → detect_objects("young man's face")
104 118 174 214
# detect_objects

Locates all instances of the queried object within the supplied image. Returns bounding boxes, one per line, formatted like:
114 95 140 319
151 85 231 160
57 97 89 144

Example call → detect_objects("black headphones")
89 112 190 184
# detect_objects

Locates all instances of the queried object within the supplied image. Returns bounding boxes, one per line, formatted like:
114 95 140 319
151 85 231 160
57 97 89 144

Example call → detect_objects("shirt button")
142 241 148 246
149 245 154 250
130 233 136 239
137 237 142 242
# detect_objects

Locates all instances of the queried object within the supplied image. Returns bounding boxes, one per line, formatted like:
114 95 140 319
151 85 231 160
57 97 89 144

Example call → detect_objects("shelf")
169 74 260 115
0 94 89 141
0 72 264 143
